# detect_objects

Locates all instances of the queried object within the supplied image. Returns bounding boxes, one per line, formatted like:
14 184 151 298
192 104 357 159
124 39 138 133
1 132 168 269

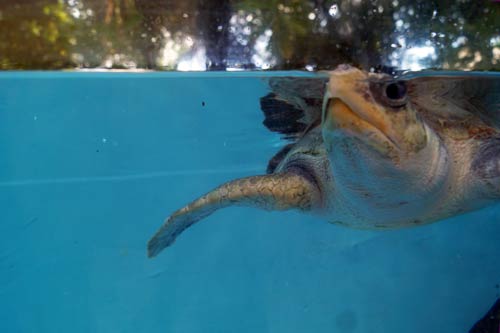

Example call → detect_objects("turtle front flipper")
147 172 320 258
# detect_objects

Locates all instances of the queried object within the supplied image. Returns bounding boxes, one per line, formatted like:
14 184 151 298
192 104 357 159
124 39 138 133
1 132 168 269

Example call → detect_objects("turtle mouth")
324 98 399 155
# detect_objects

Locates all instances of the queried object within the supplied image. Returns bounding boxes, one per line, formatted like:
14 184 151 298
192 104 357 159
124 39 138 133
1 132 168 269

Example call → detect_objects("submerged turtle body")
147 65 500 258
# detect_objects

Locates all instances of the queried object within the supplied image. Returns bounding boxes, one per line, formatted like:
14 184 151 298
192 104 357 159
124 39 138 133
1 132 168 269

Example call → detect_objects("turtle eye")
385 82 406 99
384 81 407 107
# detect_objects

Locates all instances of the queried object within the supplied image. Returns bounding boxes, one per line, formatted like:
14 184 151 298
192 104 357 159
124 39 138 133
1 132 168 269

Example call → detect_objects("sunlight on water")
0 167 262 188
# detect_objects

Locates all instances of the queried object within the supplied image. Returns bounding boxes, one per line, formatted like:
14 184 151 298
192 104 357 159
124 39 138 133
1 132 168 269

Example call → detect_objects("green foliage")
0 1 75 68
0 0 498 70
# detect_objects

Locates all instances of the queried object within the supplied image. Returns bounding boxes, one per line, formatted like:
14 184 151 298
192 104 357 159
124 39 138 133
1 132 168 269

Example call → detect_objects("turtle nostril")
385 81 407 100
336 64 353 71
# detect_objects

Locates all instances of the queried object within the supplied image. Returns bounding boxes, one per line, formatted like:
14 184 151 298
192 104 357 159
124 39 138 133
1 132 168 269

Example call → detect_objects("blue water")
0 71 499 333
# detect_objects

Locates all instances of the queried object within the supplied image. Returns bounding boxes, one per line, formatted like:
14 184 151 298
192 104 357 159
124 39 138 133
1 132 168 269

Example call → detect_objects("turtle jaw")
322 67 399 157
323 98 398 157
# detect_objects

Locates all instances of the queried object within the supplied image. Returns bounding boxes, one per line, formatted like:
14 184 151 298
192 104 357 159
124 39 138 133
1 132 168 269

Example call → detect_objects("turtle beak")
322 66 399 154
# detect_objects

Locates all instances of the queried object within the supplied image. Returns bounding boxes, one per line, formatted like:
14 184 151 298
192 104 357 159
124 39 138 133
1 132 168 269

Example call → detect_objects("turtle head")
323 65 429 158
322 65 447 219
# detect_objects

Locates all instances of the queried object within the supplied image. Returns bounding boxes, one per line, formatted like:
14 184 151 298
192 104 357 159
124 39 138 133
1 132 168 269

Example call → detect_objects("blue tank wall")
0 72 499 333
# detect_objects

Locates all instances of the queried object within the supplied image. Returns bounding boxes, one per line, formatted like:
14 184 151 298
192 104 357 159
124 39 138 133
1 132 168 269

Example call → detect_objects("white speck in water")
223 141 227 147
329 4 338 17
308 12 316 20
305 64 315 71
395 19 404 28
392 0 399 7
438 33 446 38
378 5 384 13
432 10 437 18
431 32 437 38
102 138 107 143
33 116 38 121
320 19 327 27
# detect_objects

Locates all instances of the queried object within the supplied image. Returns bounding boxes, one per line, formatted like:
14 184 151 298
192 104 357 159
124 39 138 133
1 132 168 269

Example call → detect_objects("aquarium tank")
0 1 499 333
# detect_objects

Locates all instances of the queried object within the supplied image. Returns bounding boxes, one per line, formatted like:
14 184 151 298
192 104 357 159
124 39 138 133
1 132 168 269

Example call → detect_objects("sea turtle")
147 64 500 258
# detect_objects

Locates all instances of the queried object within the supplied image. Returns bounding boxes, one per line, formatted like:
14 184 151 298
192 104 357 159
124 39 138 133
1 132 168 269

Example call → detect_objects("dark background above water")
0 0 498 71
